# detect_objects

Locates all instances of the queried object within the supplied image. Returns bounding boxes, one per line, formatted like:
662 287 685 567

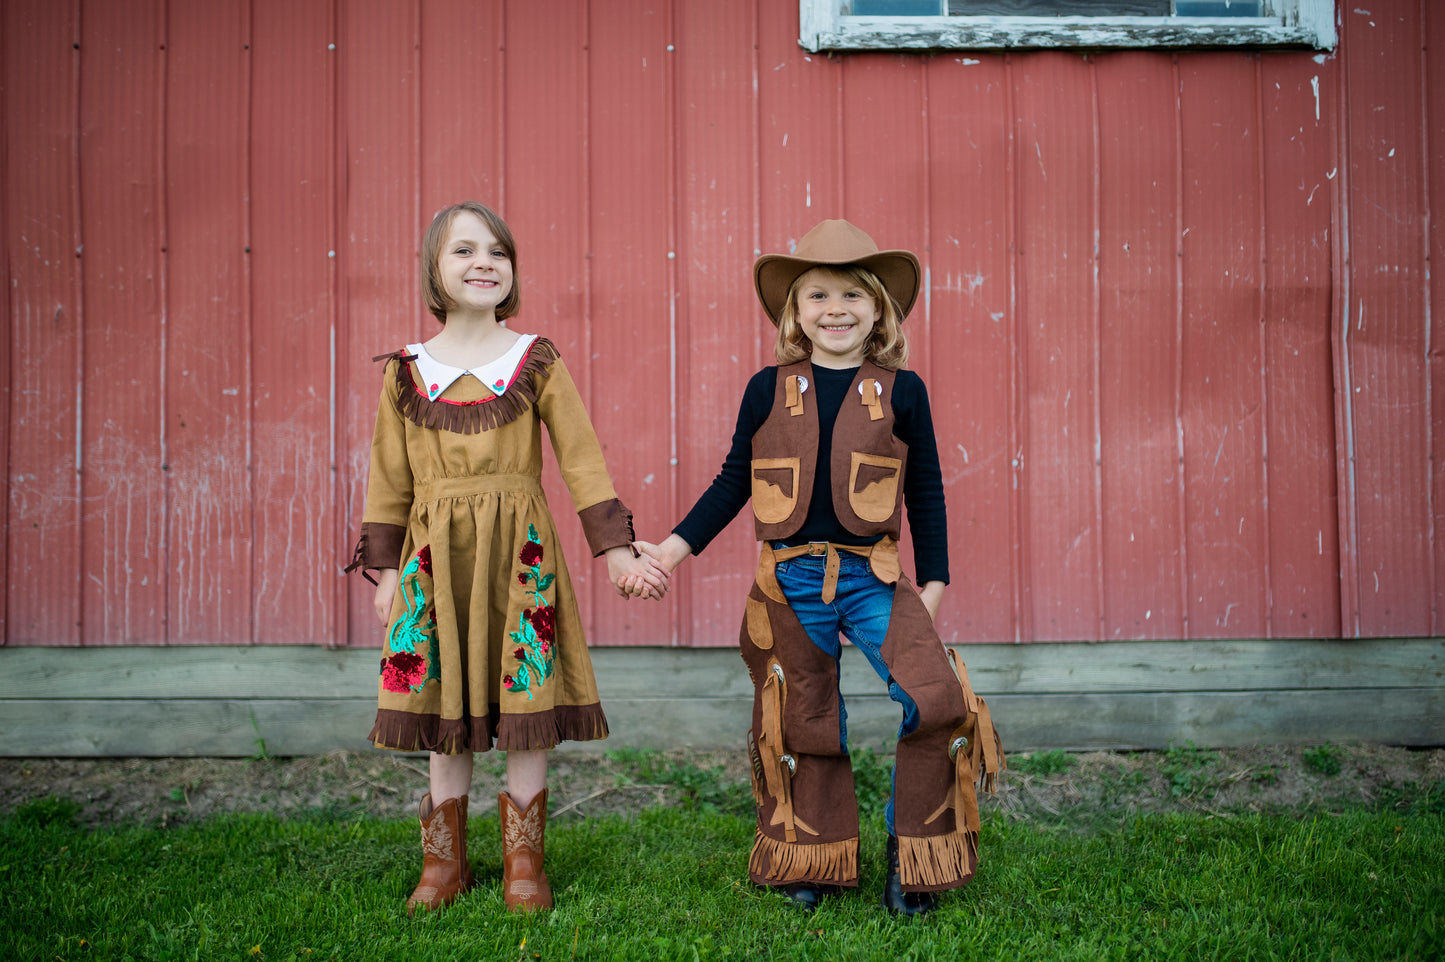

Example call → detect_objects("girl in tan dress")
346 201 668 914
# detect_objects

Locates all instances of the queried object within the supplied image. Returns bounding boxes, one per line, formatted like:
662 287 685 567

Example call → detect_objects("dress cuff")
343 522 407 584
578 499 636 557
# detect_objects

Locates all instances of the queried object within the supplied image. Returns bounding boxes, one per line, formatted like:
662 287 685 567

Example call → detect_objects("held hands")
614 535 694 601
606 545 671 601
615 540 693 600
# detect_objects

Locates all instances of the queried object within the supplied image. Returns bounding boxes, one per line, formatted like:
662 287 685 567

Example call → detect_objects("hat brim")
754 250 922 326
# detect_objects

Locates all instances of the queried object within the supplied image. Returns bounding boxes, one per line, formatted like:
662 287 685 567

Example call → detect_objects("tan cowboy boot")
499 789 553 912
406 793 474 914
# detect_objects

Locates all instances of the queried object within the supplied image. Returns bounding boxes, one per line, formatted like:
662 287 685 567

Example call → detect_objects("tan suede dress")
347 336 631 754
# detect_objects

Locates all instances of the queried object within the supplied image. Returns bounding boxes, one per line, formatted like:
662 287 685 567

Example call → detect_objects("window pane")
853 0 945 13
946 1 1169 13
1173 0 1262 14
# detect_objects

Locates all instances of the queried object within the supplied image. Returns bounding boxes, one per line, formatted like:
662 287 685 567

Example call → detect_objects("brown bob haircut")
420 201 521 323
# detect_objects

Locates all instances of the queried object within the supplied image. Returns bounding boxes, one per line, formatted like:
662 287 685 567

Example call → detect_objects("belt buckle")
807 542 828 556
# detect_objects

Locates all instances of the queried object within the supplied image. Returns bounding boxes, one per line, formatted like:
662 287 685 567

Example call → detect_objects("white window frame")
799 0 1336 52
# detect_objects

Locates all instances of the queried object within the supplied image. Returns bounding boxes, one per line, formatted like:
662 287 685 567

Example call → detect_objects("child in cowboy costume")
635 219 1004 916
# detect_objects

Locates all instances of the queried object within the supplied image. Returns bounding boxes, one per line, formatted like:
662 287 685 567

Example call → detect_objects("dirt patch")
1 744 1441 828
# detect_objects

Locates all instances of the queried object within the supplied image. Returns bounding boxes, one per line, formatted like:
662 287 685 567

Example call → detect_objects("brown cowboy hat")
753 219 921 326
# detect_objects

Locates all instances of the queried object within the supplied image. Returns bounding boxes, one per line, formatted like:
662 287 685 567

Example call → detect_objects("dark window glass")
945 1 1168 13
1173 0 1262 14
854 0 944 12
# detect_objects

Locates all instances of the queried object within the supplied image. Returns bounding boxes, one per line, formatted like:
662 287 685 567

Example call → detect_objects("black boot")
782 882 825 912
881 835 940 917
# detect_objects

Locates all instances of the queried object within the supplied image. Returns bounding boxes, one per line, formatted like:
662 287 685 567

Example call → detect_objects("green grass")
1302 742 1344 777
1009 749 1076 776
4 772 1443 961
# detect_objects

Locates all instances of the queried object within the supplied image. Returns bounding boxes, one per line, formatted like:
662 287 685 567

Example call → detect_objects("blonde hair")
774 265 908 370
420 201 521 323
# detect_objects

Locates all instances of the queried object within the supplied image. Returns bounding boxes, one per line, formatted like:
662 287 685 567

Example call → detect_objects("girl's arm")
346 357 415 592
373 568 400 625
534 352 669 598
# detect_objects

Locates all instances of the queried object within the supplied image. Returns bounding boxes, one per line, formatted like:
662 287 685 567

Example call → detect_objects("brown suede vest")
750 361 909 541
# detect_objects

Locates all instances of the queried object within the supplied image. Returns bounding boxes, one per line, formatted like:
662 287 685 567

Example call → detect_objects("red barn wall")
2 1 1439 647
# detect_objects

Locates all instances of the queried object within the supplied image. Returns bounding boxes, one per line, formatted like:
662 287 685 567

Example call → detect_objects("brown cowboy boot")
406 793 474 914
499 789 553 912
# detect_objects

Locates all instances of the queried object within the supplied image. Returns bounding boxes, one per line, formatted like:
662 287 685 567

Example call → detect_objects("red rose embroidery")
526 605 556 643
416 545 433 575
381 651 427 693
519 540 544 567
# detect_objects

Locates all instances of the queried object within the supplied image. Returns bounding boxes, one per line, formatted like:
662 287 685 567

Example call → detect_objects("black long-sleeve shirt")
673 363 950 585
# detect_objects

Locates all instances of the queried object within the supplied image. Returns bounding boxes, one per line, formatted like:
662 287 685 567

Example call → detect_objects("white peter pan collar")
408 334 539 401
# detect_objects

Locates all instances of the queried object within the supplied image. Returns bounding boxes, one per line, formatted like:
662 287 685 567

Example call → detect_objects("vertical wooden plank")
840 53 926 251
1012 52 1101 641
250 0 336 644
0 0 9 645
1429 1 1445 635
1259 50 1341 638
1339 1 1432 635
1178 52 1269 639
925 53 1016 643
77 0 165 644
339 0 419 646
164 0 252 643
585 1 673 646
758 4 843 257
500 0 604 648
4 0 82 645
671 0 758 646
419 0 499 215
1095 52 1186 640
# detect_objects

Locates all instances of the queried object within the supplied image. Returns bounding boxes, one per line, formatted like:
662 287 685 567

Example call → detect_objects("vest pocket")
751 457 801 525
849 452 902 523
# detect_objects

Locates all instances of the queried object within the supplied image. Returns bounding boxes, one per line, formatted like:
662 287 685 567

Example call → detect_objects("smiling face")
791 267 882 369
436 210 515 321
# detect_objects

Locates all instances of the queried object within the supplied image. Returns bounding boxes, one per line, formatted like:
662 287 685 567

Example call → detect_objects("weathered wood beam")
2 640 1440 756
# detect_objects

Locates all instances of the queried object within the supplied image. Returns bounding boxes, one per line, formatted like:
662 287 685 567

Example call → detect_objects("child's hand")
634 535 693 574
605 546 670 600
373 568 400 627
918 581 945 622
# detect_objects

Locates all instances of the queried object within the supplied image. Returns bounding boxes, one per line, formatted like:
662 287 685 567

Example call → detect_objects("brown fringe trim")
385 338 560 435
343 533 374 584
749 832 859 888
495 703 610 752
368 709 484 755
898 829 980 893
369 702 608 754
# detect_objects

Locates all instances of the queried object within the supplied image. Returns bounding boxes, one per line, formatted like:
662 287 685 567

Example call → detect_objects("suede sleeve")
535 355 635 556
345 358 414 578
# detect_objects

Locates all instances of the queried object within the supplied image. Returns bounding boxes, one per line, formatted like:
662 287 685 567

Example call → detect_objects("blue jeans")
772 546 921 836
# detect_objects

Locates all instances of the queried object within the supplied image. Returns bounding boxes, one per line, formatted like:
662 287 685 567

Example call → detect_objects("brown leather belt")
763 537 901 604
